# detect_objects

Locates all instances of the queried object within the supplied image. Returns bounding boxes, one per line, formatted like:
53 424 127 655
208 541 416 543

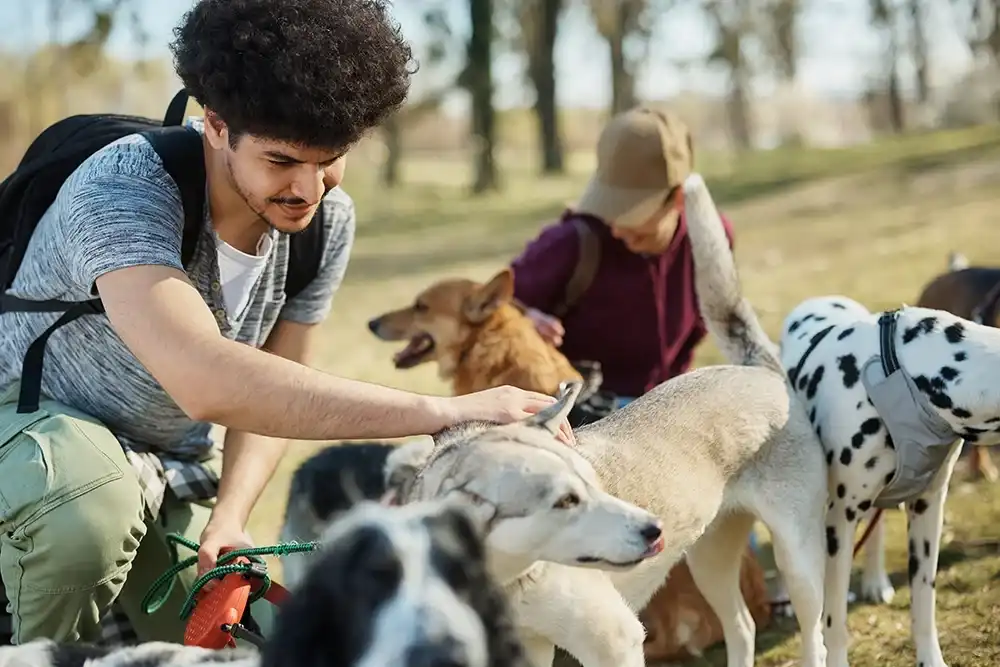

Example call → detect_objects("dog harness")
862 310 957 508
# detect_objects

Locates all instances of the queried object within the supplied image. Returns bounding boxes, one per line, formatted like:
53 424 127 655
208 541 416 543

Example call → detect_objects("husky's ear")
524 380 583 435
463 268 515 324
384 438 435 496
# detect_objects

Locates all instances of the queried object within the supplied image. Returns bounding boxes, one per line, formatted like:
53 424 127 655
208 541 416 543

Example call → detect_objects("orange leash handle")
141 534 317 650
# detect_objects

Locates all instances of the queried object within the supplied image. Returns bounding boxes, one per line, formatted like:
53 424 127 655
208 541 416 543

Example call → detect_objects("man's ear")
463 268 515 324
202 109 229 151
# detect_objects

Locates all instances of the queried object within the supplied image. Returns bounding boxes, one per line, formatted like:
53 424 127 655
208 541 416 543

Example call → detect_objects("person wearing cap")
510 106 735 405
515 109 761 667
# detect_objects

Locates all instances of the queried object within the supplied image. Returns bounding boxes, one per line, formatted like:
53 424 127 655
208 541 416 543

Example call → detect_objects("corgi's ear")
463 268 514 323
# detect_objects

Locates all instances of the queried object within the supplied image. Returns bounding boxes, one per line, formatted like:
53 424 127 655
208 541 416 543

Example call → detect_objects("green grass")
244 123 1000 667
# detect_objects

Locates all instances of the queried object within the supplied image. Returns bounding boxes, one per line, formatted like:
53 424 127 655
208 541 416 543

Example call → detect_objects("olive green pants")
0 383 274 646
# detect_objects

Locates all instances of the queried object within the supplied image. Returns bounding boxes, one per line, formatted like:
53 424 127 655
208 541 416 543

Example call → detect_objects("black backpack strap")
141 125 206 266
17 300 104 413
284 199 328 302
162 89 190 127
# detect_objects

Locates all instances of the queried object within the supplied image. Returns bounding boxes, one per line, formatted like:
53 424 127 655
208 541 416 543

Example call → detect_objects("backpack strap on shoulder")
141 90 205 266
550 217 600 319
162 89 190 127
283 180 332 302
284 214 325 302
142 126 206 266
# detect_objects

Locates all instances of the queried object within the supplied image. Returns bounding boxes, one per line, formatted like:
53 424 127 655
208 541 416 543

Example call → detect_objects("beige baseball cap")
575 106 693 229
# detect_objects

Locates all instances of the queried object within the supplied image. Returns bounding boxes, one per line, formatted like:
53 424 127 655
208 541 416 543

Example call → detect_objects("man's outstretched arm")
95 264 556 440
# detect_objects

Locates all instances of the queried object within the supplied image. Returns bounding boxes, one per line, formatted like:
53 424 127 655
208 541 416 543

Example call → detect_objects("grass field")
246 123 1000 667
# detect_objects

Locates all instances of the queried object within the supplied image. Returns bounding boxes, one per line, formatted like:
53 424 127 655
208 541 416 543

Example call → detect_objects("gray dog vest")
863 311 957 509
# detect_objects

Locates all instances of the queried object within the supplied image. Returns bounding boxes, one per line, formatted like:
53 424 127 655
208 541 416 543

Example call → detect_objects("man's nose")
289 169 325 205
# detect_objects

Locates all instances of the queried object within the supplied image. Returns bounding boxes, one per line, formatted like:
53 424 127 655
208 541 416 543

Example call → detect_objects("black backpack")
0 89 325 414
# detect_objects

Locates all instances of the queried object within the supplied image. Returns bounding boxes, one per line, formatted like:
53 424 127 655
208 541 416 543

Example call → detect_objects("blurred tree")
463 0 500 193
27 0 145 136
760 0 803 144
381 3 456 188
512 0 566 174
587 0 657 114
869 0 906 132
762 0 800 82
949 0 1000 75
909 0 931 104
702 0 757 149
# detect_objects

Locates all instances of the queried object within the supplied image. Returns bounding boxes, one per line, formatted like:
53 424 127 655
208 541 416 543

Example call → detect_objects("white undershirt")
216 233 273 319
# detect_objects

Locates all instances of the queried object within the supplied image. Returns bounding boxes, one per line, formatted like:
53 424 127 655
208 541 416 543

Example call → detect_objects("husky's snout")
578 516 664 566
561 492 666 570
639 520 665 557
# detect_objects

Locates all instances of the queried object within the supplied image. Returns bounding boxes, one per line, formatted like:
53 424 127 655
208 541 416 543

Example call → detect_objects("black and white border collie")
0 499 528 667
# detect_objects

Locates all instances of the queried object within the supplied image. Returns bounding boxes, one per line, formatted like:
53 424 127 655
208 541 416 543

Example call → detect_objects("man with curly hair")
0 0 562 646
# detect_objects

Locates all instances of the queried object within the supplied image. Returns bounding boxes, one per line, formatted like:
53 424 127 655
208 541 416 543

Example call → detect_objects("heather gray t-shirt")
0 118 355 458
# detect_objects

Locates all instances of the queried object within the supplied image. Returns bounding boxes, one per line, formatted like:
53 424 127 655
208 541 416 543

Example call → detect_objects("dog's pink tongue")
394 338 424 364
644 535 665 558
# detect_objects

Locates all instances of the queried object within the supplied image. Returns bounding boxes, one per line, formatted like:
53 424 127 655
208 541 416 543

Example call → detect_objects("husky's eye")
553 493 580 509
413 301 428 312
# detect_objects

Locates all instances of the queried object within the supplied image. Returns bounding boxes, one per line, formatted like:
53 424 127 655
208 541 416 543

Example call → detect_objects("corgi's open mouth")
393 333 436 369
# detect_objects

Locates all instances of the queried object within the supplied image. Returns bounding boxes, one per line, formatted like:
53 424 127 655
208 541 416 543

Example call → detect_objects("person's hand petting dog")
525 307 565 347
445 385 575 445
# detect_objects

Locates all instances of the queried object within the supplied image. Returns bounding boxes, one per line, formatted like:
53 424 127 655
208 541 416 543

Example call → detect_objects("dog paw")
858 574 895 605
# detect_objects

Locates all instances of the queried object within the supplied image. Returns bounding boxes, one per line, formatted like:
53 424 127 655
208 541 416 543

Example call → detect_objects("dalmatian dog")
778 295 1000 667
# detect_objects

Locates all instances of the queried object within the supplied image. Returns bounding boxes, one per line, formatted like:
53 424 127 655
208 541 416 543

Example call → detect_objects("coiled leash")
141 534 317 649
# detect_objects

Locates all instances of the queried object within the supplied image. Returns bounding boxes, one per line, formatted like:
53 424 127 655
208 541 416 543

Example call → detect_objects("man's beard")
225 157 280 232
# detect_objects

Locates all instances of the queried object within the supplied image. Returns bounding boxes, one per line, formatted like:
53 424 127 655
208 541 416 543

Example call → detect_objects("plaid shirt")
125 447 220 521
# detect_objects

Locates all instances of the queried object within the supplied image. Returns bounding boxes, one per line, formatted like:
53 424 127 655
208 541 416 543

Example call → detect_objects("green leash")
141 533 318 621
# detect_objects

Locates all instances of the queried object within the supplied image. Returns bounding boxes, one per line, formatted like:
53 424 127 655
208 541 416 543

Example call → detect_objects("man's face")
608 193 682 255
208 114 347 234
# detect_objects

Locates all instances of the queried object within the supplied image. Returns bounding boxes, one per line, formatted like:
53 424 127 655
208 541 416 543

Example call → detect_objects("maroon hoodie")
510 210 735 398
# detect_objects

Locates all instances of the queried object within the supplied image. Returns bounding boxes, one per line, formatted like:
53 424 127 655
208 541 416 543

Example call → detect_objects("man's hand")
442 385 575 445
525 308 564 347
198 515 255 577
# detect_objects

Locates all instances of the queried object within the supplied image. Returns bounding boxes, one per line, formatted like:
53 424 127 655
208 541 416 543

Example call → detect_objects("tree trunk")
887 66 905 132
886 23 906 133
529 0 564 174
727 31 753 150
728 71 753 150
608 27 637 114
909 0 930 104
468 0 498 194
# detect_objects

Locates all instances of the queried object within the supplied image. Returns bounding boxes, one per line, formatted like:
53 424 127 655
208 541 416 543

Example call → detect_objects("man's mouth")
393 333 436 369
273 201 316 216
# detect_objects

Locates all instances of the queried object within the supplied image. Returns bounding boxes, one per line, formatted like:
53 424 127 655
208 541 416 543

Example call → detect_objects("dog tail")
683 173 785 376
947 251 969 272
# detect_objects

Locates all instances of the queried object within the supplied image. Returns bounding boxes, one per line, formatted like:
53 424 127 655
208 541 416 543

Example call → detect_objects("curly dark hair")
169 0 415 151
